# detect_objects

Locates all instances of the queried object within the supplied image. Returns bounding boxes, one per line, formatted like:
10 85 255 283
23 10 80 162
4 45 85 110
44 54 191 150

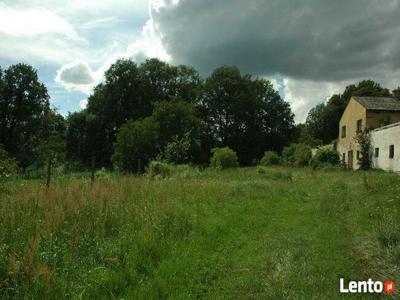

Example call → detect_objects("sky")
1 0 400 122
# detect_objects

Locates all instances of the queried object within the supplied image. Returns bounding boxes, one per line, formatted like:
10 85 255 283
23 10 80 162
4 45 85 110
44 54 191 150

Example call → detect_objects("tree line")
0 59 295 173
2 60 399 175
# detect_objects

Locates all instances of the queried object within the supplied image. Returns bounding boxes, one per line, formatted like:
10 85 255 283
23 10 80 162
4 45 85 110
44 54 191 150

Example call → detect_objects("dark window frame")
389 145 394 159
341 126 346 138
356 119 362 132
375 148 379 158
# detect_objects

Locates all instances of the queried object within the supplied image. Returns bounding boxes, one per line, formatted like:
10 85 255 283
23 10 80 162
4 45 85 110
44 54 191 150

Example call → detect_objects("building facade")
371 122 400 172
337 96 400 170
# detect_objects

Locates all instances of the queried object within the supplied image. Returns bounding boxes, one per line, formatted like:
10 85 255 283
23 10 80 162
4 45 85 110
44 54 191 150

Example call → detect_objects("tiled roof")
353 96 400 111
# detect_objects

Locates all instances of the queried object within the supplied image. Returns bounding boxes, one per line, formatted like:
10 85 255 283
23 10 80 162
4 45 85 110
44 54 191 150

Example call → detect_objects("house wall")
371 122 400 172
366 111 400 129
337 98 366 169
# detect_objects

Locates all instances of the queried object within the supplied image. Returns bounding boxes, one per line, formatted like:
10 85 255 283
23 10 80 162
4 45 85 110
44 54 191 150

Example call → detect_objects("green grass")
0 167 400 299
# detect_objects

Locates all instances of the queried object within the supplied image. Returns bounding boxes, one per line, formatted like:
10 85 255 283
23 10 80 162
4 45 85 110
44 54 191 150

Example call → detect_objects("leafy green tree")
152 98 202 161
112 117 159 173
66 110 101 167
201 66 294 164
0 64 50 167
163 132 192 164
86 59 202 166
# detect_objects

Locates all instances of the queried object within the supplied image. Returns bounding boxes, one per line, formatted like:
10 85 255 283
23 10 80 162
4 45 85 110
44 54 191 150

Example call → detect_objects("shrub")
210 147 239 170
163 132 191 164
356 130 372 170
282 144 311 167
146 160 173 178
260 151 281 166
310 148 340 170
0 145 17 180
112 117 159 173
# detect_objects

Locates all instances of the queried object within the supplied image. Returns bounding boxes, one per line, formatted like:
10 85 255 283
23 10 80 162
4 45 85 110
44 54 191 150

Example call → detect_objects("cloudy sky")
1 0 400 122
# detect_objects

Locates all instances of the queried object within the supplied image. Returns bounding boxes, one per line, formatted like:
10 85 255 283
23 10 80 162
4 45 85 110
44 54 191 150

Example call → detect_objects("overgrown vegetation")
260 150 281 166
1 167 399 299
282 143 312 167
356 130 372 170
310 147 341 170
209 147 239 170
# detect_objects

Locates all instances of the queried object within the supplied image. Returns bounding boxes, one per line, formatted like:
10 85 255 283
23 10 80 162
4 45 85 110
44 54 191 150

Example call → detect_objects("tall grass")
0 167 399 298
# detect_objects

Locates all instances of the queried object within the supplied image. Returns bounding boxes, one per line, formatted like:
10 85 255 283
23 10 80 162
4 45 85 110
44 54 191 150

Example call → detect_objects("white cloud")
282 78 346 123
79 99 88 109
55 61 96 94
125 18 170 63
0 3 79 39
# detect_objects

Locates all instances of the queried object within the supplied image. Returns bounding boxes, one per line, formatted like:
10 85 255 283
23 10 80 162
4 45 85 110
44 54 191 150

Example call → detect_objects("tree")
0 64 50 167
86 59 202 166
201 66 294 165
112 117 159 173
152 98 203 161
66 110 101 167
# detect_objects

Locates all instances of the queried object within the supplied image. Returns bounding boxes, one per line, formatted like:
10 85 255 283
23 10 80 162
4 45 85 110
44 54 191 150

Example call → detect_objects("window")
357 151 360 160
341 126 346 138
389 145 394 159
375 148 379 158
356 119 362 132
342 153 345 162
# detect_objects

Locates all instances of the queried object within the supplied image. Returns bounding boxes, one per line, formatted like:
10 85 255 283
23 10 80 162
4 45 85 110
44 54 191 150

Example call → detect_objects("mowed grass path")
1 168 399 299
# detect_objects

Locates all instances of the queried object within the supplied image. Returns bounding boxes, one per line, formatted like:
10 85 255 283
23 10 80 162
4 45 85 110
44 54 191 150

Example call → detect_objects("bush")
0 145 18 180
210 147 239 170
310 148 340 170
112 117 159 173
282 144 311 167
163 132 191 164
260 151 281 166
146 160 173 178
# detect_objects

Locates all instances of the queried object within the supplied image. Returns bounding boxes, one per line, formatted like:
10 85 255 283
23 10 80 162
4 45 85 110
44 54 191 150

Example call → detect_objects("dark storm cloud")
152 0 400 80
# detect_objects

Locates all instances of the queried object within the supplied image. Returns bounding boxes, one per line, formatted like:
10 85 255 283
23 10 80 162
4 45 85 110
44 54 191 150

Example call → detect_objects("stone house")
337 96 400 170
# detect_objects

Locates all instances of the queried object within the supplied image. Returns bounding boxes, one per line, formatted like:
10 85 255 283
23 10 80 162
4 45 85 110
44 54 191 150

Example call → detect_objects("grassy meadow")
0 167 400 299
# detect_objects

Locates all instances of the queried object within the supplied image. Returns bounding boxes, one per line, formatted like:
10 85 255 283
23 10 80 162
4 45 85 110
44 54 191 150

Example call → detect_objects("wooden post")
91 151 96 185
46 156 52 188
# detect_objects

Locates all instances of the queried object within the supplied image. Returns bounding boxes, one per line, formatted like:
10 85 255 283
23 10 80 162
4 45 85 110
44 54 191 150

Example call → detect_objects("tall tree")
201 66 294 165
0 64 50 167
152 98 203 161
66 110 101 167
86 58 202 166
